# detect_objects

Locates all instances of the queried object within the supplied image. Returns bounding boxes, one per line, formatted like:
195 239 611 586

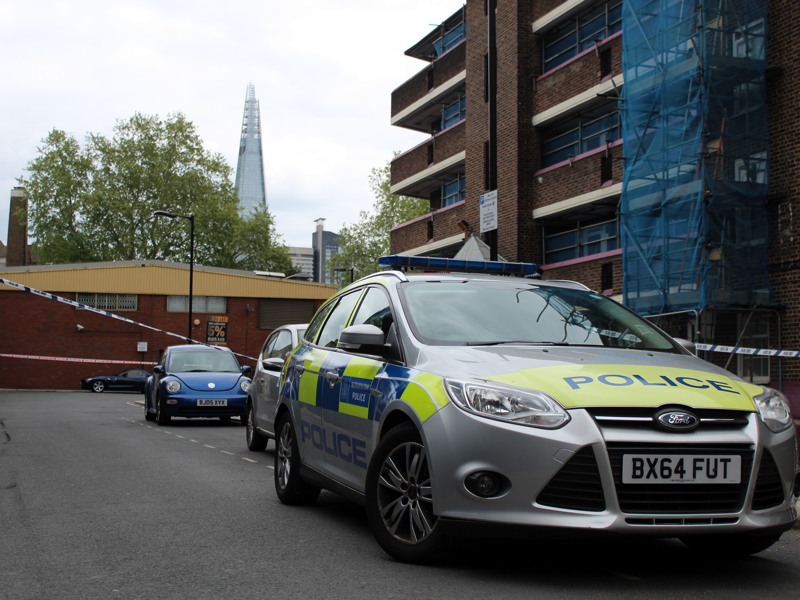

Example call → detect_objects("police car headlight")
754 387 793 433
166 380 181 393
445 379 570 429
240 379 251 393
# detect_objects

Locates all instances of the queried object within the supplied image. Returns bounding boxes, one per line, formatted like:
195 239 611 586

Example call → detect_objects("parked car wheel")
155 394 171 426
91 381 106 393
274 414 319 505
365 423 445 564
245 403 269 451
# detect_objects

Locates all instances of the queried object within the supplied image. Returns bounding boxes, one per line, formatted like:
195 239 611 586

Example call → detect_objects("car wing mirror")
338 324 388 355
153 365 164 375
241 365 252 375
261 357 285 372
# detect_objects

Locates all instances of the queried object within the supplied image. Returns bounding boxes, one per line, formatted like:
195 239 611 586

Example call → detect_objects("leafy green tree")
328 161 428 284
216 207 296 274
20 112 291 271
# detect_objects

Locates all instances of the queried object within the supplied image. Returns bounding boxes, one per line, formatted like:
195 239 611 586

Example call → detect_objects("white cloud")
0 0 458 249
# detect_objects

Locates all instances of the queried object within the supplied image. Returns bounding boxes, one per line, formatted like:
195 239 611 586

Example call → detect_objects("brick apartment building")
0 261 335 390
389 0 800 414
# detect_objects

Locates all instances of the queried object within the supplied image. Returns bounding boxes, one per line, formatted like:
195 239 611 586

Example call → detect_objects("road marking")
126 406 267 466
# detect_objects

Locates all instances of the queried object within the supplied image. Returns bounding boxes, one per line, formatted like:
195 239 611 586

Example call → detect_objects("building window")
77 293 138 311
441 92 466 130
541 108 621 168
167 296 227 313
543 0 622 72
441 175 465 207
544 218 619 264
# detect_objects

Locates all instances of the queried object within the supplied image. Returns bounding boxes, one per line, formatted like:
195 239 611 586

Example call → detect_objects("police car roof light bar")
378 255 537 275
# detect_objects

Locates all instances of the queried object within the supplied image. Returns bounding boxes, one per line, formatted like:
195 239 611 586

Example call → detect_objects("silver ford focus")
271 256 799 563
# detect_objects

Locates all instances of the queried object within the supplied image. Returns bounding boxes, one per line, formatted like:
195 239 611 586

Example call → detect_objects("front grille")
536 446 606 512
751 451 785 510
607 443 753 514
587 407 750 432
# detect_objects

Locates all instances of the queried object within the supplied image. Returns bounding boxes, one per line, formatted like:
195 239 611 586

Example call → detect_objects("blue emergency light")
378 255 538 276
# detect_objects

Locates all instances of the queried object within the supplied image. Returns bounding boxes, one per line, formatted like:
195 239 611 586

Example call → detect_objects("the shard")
234 83 267 214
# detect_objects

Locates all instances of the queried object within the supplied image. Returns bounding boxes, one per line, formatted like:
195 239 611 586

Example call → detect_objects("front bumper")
159 391 248 418
423 404 798 536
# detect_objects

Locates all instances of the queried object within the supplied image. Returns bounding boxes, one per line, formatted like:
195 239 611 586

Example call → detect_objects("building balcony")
390 121 466 199
390 201 468 257
391 42 466 134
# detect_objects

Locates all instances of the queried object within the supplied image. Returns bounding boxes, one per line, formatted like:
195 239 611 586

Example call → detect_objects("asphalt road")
1 391 798 600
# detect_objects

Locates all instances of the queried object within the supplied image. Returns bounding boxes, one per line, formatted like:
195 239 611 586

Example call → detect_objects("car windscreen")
167 349 241 373
399 280 677 351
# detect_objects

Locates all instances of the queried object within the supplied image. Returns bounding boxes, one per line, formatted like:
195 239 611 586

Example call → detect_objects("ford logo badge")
208 382 216 389
655 409 699 432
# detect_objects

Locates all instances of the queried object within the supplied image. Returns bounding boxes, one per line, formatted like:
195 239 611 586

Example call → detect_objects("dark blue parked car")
144 345 251 425
81 368 150 393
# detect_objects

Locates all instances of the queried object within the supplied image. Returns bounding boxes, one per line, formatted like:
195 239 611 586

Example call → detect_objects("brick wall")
0 290 281 390
766 0 800 387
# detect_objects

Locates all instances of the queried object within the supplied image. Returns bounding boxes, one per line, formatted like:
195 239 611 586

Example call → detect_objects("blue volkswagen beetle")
144 344 252 425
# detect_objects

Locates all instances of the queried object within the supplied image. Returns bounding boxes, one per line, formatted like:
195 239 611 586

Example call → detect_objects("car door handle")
324 371 341 384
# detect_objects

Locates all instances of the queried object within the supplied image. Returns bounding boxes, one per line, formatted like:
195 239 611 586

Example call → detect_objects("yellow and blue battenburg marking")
284 344 450 424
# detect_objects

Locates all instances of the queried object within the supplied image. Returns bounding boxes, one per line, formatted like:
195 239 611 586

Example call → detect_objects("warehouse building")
0 261 335 390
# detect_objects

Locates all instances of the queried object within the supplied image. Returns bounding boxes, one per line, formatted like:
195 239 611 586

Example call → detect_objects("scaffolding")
620 0 772 316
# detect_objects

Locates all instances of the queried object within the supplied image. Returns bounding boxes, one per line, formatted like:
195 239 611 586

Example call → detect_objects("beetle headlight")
166 380 181 393
445 379 570 429
240 379 251 393
754 387 793 433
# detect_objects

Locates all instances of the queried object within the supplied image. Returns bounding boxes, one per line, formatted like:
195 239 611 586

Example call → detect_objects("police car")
272 255 798 563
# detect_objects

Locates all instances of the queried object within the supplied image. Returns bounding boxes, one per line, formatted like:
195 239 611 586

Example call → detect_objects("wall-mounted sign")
480 190 498 233
137 341 148 353
206 316 228 345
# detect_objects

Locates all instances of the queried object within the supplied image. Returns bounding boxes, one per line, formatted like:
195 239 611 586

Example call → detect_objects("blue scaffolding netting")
620 0 772 315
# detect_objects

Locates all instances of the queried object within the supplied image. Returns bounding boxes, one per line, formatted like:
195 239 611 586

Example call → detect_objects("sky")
0 0 463 250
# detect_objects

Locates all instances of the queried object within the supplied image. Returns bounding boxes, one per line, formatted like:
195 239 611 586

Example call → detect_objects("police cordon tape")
0 276 257 364
694 343 800 358
2 275 799 363
0 353 156 365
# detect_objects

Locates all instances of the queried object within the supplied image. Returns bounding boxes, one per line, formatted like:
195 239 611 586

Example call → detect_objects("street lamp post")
153 210 195 342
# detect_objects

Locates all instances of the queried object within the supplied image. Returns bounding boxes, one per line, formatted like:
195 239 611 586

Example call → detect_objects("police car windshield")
399 280 677 351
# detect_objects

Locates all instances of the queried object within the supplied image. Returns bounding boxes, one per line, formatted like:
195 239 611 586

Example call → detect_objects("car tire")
91 381 106 393
246 403 269 451
680 532 782 557
365 423 446 564
274 413 320 505
155 394 171 426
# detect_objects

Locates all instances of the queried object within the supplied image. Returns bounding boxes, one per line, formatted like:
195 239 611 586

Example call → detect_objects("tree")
20 112 290 271
328 161 428 284
217 207 296 274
